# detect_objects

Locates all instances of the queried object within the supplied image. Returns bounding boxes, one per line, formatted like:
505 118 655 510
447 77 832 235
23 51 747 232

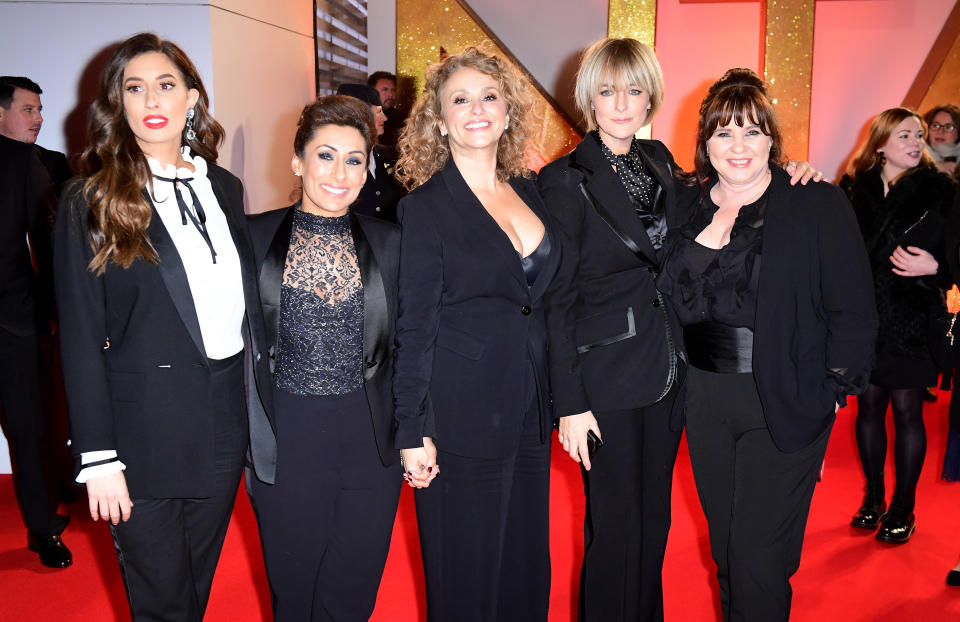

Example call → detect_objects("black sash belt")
684 322 754 373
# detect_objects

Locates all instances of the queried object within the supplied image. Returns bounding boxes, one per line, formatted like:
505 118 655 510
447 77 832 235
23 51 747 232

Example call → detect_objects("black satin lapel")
147 202 207 359
583 169 659 265
350 212 389 380
260 208 294 367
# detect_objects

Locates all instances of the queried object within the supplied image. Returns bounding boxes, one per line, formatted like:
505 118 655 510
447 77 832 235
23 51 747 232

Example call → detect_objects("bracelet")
400 453 406 471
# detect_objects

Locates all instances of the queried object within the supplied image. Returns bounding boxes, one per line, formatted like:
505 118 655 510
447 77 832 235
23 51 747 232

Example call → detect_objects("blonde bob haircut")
574 37 665 132
396 46 534 191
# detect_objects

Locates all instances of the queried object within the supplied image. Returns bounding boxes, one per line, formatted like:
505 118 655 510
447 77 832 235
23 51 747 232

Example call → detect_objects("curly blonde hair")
396 46 534 190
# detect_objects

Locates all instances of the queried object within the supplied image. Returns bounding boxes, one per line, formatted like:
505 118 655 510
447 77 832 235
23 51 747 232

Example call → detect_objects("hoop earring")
185 107 196 142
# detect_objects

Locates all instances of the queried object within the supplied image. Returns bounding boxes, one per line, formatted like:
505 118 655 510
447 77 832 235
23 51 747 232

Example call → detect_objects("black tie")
153 174 217 263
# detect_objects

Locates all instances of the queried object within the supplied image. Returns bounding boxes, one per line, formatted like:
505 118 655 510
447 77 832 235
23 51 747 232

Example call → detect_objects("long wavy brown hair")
79 32 224 274
396 46 534 190
848 107 935 182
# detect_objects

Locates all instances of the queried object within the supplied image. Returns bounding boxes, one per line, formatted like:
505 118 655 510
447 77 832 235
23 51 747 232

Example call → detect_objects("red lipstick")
143 115 168 129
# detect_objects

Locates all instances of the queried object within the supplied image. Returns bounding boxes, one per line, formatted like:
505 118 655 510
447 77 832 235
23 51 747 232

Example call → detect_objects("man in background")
367 71 405 147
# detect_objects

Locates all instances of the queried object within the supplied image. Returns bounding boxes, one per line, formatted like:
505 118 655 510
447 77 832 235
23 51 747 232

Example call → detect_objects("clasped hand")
401 437 439 488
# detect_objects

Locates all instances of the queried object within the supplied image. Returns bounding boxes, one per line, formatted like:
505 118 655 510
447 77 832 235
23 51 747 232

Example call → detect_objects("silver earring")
505 118 510 130
440 128 447 137
294 170 301 177
185 107 196 141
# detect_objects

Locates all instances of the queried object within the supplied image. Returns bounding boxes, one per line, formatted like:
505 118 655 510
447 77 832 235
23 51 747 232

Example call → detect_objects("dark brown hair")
694 68 782 188
294 94 376 158
79 32 224 274
848 107 934 180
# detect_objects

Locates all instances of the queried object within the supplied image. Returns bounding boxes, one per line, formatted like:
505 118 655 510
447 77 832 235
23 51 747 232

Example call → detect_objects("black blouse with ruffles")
656 188 766 330
274 209 364 396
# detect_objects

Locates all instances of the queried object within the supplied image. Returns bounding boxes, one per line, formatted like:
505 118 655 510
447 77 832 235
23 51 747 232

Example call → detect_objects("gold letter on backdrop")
607 0 657 140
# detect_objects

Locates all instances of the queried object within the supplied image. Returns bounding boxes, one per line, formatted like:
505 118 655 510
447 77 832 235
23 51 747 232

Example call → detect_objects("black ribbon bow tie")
153 174 217 263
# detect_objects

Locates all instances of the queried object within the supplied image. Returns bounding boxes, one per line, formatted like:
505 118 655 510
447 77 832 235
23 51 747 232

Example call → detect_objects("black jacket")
392 160 560 458
53 164 277 496
248 205 401 467
352 145 405 223
538 136 690 422
841 165 957 358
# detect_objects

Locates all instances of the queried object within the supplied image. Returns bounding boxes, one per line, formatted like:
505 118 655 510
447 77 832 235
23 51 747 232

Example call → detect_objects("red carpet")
1 396 958 621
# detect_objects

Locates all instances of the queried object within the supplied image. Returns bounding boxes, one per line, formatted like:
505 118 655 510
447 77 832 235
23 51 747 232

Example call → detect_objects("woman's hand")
784 160 825 186
86 472 133 525
558 411 601 471
401 437 439 488
890 245 939 277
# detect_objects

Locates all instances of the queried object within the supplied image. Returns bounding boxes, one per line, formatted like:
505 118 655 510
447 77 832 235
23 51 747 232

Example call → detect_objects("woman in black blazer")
393 47 560 621
53 34 275 620
840 107 958 544
246 96 402 621
655 69 876 622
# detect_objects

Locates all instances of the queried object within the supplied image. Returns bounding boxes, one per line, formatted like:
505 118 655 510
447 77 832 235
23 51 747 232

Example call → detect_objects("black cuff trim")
81 457 119 469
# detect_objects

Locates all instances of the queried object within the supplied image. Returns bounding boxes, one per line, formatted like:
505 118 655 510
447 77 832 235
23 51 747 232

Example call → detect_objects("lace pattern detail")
274 210 364 396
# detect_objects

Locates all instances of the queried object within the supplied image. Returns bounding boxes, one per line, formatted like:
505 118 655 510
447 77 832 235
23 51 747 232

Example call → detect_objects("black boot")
876 495 916 544
851 473 886 529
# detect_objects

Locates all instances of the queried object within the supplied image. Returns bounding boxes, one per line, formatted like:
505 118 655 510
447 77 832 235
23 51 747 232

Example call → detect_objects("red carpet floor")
1 396 958 621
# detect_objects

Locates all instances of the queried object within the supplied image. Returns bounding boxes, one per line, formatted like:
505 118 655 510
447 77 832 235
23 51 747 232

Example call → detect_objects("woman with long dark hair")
840 107 957 544
53 33 275 620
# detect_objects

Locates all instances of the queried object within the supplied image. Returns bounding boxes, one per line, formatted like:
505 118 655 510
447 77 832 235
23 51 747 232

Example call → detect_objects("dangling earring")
504 117 510 130
185 107 196 142
440 127 447 137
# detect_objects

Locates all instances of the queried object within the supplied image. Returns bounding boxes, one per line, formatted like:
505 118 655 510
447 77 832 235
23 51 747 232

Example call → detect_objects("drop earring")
440 127 447 137
185 107 196 141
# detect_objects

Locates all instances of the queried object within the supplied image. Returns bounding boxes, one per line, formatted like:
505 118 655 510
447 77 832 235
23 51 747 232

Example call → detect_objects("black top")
657 186 766 329
519 234 552 288
275 209 364 396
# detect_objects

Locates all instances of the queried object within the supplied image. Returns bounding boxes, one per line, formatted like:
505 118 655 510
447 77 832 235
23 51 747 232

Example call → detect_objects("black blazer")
353 145 405 223
746 168 876 452
538 135 691 421
53 164 277 497
393 160 560 458
248 205 401 467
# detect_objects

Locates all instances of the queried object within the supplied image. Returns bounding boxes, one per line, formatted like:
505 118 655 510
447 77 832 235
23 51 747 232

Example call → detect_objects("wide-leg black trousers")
684 365 830 622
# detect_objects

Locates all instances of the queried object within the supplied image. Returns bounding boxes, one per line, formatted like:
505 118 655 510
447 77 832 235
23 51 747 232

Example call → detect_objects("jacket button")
521 305 532 315
375 190 382 196
651 298 661 307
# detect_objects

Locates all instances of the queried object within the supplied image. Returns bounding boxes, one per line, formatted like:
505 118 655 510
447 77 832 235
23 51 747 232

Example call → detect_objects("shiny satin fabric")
684 321 754 374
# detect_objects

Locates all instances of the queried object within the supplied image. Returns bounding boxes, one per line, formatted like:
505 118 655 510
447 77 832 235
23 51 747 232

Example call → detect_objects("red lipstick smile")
143 115 168 129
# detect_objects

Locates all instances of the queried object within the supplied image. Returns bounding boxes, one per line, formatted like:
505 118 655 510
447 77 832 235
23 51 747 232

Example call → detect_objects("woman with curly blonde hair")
392 46 560 620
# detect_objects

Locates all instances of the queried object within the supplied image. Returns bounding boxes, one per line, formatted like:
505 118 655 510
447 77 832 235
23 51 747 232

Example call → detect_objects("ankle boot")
876 494 916 544
851 473 886 529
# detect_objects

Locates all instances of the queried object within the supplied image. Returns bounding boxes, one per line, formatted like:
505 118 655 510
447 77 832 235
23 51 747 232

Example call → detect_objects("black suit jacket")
353 145 405 223
744 168 877 452
35 145 73 198
538 135 690 422
0 134 56 335
248 205 401 467
393 160 560 458
53 164 277 497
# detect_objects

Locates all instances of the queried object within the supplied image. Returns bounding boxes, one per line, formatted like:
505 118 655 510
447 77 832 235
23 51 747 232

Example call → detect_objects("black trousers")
249 388 401 622
110 353 247 622
578 384 682 622
0 327 62 535
685 366 830 622
415 396 551 621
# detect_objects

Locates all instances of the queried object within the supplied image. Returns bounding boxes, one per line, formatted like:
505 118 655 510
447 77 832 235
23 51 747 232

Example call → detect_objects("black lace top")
656 185 767 329
274 209 364 396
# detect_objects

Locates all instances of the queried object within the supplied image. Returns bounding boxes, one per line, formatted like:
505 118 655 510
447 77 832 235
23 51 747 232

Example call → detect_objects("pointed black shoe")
27 531 73 568
947 570 960 587
875 500 915 544
851 475 886 529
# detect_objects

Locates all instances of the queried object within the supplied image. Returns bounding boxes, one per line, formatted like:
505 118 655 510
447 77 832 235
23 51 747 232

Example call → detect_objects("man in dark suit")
0 77 71 193
367 71 405 147
336 83 405 222
0 131 71 568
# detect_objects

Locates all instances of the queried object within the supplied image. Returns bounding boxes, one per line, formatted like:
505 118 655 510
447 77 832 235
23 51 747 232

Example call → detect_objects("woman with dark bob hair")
840 107 957 545
538 38 820 621
53 33 276 620
393 46 560 620
246 95 403 621
654 68 876 621
924 103 960 177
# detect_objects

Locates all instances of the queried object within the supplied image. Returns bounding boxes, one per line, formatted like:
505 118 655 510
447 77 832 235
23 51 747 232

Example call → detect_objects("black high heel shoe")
946 570 960 586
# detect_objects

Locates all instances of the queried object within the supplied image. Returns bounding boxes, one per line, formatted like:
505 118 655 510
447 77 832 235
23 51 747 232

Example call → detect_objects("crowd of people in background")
3 29 960 622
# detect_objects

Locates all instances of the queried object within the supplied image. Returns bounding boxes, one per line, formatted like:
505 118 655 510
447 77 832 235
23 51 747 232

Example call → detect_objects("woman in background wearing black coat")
841 107 958 544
